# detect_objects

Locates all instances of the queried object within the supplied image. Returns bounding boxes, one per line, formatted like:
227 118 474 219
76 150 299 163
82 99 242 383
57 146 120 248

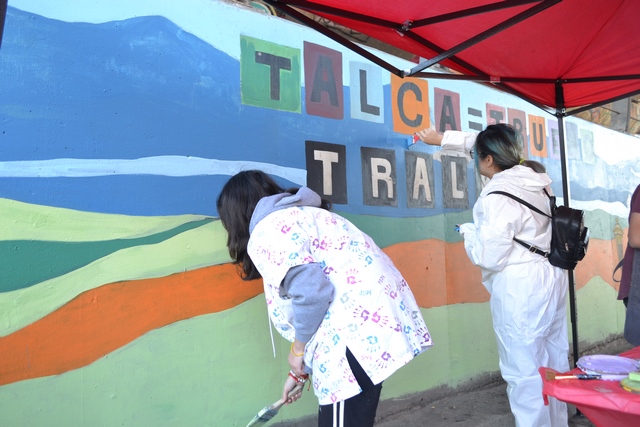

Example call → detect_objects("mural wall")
1 0 638 425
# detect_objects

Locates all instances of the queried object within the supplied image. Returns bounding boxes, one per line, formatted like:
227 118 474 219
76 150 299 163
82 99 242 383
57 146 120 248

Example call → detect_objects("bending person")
418 124 569 427
216 170 433 427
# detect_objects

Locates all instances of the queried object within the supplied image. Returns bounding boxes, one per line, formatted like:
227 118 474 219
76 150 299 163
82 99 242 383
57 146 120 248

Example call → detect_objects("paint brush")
545 371 601 381
246 383 304 427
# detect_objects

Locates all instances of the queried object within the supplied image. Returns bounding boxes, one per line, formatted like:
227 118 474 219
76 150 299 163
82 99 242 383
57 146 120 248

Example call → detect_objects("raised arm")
416 128 478 156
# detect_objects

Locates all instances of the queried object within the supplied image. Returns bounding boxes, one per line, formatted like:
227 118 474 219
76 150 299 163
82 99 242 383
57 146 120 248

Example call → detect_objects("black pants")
317 348 383 427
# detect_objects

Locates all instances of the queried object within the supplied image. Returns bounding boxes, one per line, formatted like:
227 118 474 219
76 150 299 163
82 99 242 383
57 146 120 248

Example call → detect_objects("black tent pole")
0 0 7 48
555 81 580 368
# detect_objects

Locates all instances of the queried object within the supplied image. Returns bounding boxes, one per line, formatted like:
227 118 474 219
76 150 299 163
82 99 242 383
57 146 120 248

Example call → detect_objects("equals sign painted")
468 107 483 131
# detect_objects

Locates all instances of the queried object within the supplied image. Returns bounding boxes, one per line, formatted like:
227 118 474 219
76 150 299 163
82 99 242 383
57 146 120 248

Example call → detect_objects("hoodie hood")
249 186 322 233
482 165 552 196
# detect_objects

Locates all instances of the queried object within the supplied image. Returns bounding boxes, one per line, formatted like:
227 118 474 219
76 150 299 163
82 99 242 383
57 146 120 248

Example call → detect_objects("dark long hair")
474 124 544 173
216 170 331 280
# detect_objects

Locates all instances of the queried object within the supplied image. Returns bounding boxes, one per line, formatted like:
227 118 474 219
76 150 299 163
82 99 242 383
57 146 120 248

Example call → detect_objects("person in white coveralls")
417 124 569 427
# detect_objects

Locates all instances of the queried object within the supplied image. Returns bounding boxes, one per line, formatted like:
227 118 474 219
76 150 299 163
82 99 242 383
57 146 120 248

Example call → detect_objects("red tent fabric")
266 0 640 111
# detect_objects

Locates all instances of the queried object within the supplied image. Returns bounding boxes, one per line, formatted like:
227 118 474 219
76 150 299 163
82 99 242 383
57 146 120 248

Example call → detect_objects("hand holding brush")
246 371 309 427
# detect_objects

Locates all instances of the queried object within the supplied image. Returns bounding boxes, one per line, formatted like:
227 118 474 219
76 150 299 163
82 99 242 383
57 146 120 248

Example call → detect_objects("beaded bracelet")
290 342 304 357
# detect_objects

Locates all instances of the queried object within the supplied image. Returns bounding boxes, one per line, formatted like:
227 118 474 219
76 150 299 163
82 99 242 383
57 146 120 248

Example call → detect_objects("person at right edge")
417 124 570 427
618 183 640 345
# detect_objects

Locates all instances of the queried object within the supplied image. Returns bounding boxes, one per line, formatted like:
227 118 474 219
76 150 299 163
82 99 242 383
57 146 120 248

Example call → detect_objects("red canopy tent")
264 0 640 364
263 0 640 110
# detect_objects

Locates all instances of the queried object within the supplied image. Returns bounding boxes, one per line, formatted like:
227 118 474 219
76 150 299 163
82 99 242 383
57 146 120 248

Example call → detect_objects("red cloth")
621 346 640 360
539 346 640 427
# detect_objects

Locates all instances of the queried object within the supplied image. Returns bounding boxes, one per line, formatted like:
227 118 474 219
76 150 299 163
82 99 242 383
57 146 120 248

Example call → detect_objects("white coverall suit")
444 131 570 427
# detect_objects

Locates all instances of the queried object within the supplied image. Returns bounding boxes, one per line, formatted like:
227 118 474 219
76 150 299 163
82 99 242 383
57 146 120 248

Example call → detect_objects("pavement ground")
275 336 634 427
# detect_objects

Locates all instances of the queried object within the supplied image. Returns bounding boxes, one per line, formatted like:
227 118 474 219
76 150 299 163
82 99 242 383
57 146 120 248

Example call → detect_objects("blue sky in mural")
0 7 635 217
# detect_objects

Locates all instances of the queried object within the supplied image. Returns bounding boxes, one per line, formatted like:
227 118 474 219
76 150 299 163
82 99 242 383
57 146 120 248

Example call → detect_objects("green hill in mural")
0 198 208 241
1 219 214 292
0 199 626 336
0 221 233 337
0 297 497 426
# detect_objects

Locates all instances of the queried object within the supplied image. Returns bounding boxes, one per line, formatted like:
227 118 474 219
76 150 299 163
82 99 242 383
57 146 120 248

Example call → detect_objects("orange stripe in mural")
0 237 620 386
387 240 487 307
0 263 263 386
390 238 621 308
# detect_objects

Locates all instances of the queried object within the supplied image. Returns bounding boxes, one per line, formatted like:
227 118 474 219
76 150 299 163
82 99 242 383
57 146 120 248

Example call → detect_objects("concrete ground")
274 336 634 427
374 376 590 427
375 336 633 427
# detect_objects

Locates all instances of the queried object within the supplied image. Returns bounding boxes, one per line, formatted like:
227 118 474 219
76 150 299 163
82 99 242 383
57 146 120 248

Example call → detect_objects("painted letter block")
361 147 397 207
441 155 469 209
565 121 581 160
349 62 383 123
580 129 596 164
405 151 435 209
434 88 460 132
240 36 301 112
528 114 547 157
508 108 527 158
305 141 347 204
304 42 343 119
487 103 505 125
547 119 560 159
391 74 430 134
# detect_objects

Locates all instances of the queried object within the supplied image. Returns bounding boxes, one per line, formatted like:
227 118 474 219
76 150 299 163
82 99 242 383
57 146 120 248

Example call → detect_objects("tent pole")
555 81 580 369
0 0 7 48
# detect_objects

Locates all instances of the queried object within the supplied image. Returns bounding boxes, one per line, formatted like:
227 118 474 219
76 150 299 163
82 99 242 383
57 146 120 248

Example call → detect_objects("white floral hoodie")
248 187 432 404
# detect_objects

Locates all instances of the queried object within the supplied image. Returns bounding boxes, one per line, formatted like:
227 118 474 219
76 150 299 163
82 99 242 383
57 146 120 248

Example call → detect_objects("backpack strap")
543 188 559 213
488 191 551 218
512 237 550 258
488 190 551 258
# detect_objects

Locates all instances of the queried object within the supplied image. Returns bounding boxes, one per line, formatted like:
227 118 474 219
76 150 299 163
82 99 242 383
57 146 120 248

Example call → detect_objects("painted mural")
1 0 638 425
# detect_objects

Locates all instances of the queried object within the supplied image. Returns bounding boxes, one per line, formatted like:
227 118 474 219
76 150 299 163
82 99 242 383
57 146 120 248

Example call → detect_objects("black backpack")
488 189 590 270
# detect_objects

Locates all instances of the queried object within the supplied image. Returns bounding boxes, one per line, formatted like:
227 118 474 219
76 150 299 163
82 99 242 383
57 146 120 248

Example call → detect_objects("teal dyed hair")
473 124 545 173
472 123 545 174
473 123 546 173
474 124 522 171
